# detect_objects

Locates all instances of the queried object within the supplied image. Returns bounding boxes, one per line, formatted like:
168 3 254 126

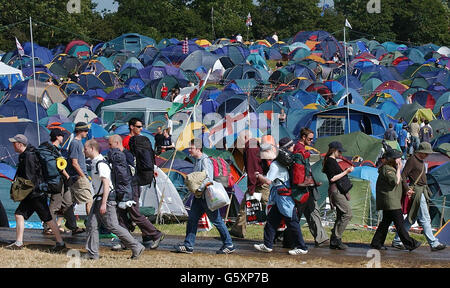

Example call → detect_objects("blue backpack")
36 142 64 194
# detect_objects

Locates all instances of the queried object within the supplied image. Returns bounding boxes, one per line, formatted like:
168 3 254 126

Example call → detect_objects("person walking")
370 149 422 251
322 141 353 250
398 124 409 159
292 128 329 248
230 137 270 239
253 137 308 255
384 123 397 141
109 135 165 250
84 139 145 260
175 139 235 254
6 134 66 252
122 118 144 151
419 120 433 143
409 117 420 152
45 129 85 236
67 122 93 216
391 142 446 251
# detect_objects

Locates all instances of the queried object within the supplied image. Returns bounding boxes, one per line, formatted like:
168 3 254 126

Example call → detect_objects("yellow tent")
175 122 209 150
303 103 321 110
195 39 212 47
305 54 326 64
255 39 272 47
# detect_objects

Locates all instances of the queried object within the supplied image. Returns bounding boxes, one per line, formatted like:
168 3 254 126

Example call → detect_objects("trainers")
391 242 406 250
370 244 388 250
431 243 446 252
217 245 236 254
288 247 308 255
5 242 24 250
254 243 273 253
111 242 127 251
130 244 145 260
175 244 194 254
49 242 66 253
150 233 165 249
330 239 347 250
315 239 330 248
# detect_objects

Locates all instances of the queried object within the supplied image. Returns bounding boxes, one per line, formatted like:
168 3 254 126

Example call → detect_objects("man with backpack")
84 139 145 260
122 118 144 151
175 139 235 254
292 128 329 248
110 134 165 249
6 134 66 252
44 129 84 236
67 122 93 216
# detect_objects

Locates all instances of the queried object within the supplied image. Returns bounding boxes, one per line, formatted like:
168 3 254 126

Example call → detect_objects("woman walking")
370 149 421 251
322 141 353 250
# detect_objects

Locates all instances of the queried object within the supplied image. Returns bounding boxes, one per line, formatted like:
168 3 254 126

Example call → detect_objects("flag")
167 69 211 117
246 13 252 27
345 19 352 29
15 37 24 57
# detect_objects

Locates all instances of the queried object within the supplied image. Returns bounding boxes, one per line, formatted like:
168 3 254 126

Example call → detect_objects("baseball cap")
328 141 346 152
9 134 28 145
279 137 294 149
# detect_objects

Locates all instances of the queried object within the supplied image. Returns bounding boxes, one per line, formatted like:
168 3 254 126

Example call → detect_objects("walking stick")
224 173 247 223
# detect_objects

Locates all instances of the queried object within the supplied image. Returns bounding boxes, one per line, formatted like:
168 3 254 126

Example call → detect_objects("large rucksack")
36 142 64 195
209 156 235 189
95 149 133 202
128 135 155 186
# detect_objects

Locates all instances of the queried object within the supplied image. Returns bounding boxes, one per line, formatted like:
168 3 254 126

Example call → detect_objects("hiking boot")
49 242 66 253
370 244 388 250
175 244 194 254
431 243 446 252
5 242 24 250
391 242 406 250
130 244 145 260
150 233 165 249
217 245 236 254
254 243 273 253
288 247 308 255
315 239 330 248
407 240 422 251
330 239 347 250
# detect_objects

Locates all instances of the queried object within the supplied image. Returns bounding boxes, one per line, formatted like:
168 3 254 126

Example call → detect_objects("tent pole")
30 17 40 144
344 26 351 134
441 196 446 228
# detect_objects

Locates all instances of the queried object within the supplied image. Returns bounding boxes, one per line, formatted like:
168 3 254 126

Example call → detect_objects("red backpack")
209 157 235 188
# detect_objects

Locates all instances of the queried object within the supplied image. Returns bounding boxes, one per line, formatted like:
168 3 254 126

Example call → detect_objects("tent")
4 80 67 109
103 33 156 56
434 220 450 245
139 166 188 218
69 107 98 123
0 99 47 121
0 61 24 89
314 132 384 163
100 97 172 126
394 102 436 124
305 105 389 139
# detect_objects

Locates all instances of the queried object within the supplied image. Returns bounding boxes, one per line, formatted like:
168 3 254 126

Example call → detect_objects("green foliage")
0 0 449 52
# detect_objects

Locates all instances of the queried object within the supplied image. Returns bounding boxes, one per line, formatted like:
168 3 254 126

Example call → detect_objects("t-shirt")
122 135 131 150
68 138 87 177
266 161 294 218
323 157 343 182
384 128 397 141
410 122 420 138
155 133 165 148
398 129 408 147
91 154 114 201
419 125 433 143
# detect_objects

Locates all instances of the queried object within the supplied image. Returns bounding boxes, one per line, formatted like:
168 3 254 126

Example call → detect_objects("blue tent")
0 99 47 121
350 166 379 199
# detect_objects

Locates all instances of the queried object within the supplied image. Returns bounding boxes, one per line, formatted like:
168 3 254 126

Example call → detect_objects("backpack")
128 135 155 186
95 149 133 202
36 142 64 194
209 156 235 189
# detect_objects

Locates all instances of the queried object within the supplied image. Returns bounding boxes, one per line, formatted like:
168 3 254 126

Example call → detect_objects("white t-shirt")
91 154 114 201
266 161 289 186
272 34 278 42
236 35 243 43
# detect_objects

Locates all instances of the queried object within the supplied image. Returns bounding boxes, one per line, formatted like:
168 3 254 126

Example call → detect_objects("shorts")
15 195 53 222
70 176 93 205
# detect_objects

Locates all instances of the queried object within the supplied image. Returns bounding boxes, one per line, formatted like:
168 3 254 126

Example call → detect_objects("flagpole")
30 17 40 144
344 24 351 134
156 70 211 224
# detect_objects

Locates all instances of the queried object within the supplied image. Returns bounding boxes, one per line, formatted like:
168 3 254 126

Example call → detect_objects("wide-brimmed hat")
329 141 346 152
416 142 434 154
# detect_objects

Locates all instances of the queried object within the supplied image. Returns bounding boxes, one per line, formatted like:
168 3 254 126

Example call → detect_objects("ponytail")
322 148 338 172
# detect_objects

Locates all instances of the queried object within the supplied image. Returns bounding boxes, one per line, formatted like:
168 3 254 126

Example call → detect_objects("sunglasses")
134 125 143 129
307 137 314 141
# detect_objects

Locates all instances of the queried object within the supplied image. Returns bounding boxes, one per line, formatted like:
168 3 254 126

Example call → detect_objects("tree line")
0 0 448 52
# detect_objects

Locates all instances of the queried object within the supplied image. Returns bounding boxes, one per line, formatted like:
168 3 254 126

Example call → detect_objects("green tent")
394 102 435 124
314 132 383 163
427 162 450 227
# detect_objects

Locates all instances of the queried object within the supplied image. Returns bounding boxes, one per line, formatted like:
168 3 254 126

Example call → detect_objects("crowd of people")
2 118 446 259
